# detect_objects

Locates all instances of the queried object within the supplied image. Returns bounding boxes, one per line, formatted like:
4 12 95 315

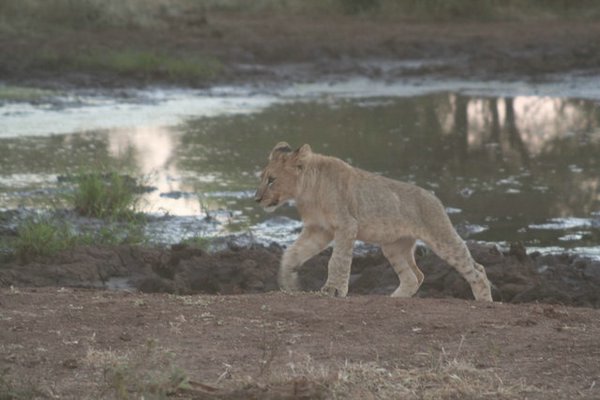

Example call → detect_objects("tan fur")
255 142 493 301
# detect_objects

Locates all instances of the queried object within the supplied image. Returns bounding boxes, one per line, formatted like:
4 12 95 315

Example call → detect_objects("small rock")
62 358 78 369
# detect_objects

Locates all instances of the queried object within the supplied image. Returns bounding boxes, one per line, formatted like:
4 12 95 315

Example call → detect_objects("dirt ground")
1 286 600 399
1 242 600 399
3 14 600 87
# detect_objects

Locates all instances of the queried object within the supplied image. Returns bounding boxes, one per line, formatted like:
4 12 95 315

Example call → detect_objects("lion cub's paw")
320 285 348 298
278 273 301 292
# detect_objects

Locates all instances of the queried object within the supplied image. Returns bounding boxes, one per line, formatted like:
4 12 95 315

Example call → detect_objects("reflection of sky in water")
0 89 277 138
106 126 197 215
0 82 599 255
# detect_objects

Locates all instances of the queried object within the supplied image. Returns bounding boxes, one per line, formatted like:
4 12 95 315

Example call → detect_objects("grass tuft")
70 171 141 220
0 368 44 400
14 216 76 262
12 214 146 262
94 340 192 400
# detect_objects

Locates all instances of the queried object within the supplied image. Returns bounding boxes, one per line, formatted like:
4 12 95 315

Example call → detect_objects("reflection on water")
107 126 203 215
1 92 599 254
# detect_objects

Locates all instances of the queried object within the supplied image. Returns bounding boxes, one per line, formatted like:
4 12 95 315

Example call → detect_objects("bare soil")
1 287 600 399
1 242 600 398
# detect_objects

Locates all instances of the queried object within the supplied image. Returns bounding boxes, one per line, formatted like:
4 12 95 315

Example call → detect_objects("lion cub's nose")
254 192 263 203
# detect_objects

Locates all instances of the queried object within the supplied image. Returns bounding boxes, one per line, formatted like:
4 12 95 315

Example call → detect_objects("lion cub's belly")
356 218 411 245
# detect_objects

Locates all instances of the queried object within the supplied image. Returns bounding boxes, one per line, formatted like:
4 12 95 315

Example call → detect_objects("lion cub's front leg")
279 226 333 292
320 223 357 298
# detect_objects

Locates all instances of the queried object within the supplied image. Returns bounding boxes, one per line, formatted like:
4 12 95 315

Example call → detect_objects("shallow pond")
1 78 599 257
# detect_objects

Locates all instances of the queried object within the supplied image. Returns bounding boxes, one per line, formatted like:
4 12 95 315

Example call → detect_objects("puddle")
0 88 278 138
1 77 599 257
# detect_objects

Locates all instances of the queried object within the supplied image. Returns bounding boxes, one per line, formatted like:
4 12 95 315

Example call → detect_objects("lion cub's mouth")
263 200 280 212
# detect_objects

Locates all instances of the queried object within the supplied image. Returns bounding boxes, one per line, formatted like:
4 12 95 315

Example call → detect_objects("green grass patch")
6 171 149 262
0 85 56 102
13 216 77 262
180 236 213 252
65 49 223 82
12 215 147 262
69 171 142 220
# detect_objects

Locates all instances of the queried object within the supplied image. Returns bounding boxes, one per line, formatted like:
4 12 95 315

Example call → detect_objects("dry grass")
84 336 539 399
84 348 129 367
227 349 541 400
310 357 534 399
86 341 191 400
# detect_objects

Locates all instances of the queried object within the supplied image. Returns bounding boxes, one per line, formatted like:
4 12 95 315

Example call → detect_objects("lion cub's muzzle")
255 191 280 213
254 191 269 205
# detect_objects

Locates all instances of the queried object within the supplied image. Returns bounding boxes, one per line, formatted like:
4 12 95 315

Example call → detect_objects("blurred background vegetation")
1 0 599 33
1 0 597 85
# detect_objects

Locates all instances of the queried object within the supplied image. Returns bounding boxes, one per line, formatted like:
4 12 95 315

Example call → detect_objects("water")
1 78 599 256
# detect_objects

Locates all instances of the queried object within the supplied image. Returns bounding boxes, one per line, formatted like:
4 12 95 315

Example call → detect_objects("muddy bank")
2 242 599 308
3 15 600 89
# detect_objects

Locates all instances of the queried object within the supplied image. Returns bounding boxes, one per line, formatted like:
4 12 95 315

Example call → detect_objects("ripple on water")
529 218 596 230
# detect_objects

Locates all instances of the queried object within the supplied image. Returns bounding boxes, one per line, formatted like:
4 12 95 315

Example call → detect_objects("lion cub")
255 142 493 301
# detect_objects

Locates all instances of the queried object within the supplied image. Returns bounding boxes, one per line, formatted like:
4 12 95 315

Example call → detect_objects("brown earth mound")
2 242 599 308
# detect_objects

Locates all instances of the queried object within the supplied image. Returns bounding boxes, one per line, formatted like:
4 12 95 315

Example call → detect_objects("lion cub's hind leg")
427 237 493 302
382 238 424 298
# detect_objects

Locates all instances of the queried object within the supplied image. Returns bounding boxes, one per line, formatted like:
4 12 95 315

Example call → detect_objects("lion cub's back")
353 171 448 233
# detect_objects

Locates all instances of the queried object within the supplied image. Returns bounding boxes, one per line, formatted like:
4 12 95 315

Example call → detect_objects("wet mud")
2 241 599 308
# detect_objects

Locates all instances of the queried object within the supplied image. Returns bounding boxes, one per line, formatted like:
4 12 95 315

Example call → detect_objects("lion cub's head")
255 142 311 212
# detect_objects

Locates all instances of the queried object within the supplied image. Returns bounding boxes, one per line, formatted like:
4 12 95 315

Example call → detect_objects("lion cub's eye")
267 176 276 186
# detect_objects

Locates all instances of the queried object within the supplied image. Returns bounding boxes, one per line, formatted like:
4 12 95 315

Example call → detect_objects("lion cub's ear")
292 144 312 171
295 144 312 156
269 142 292 160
